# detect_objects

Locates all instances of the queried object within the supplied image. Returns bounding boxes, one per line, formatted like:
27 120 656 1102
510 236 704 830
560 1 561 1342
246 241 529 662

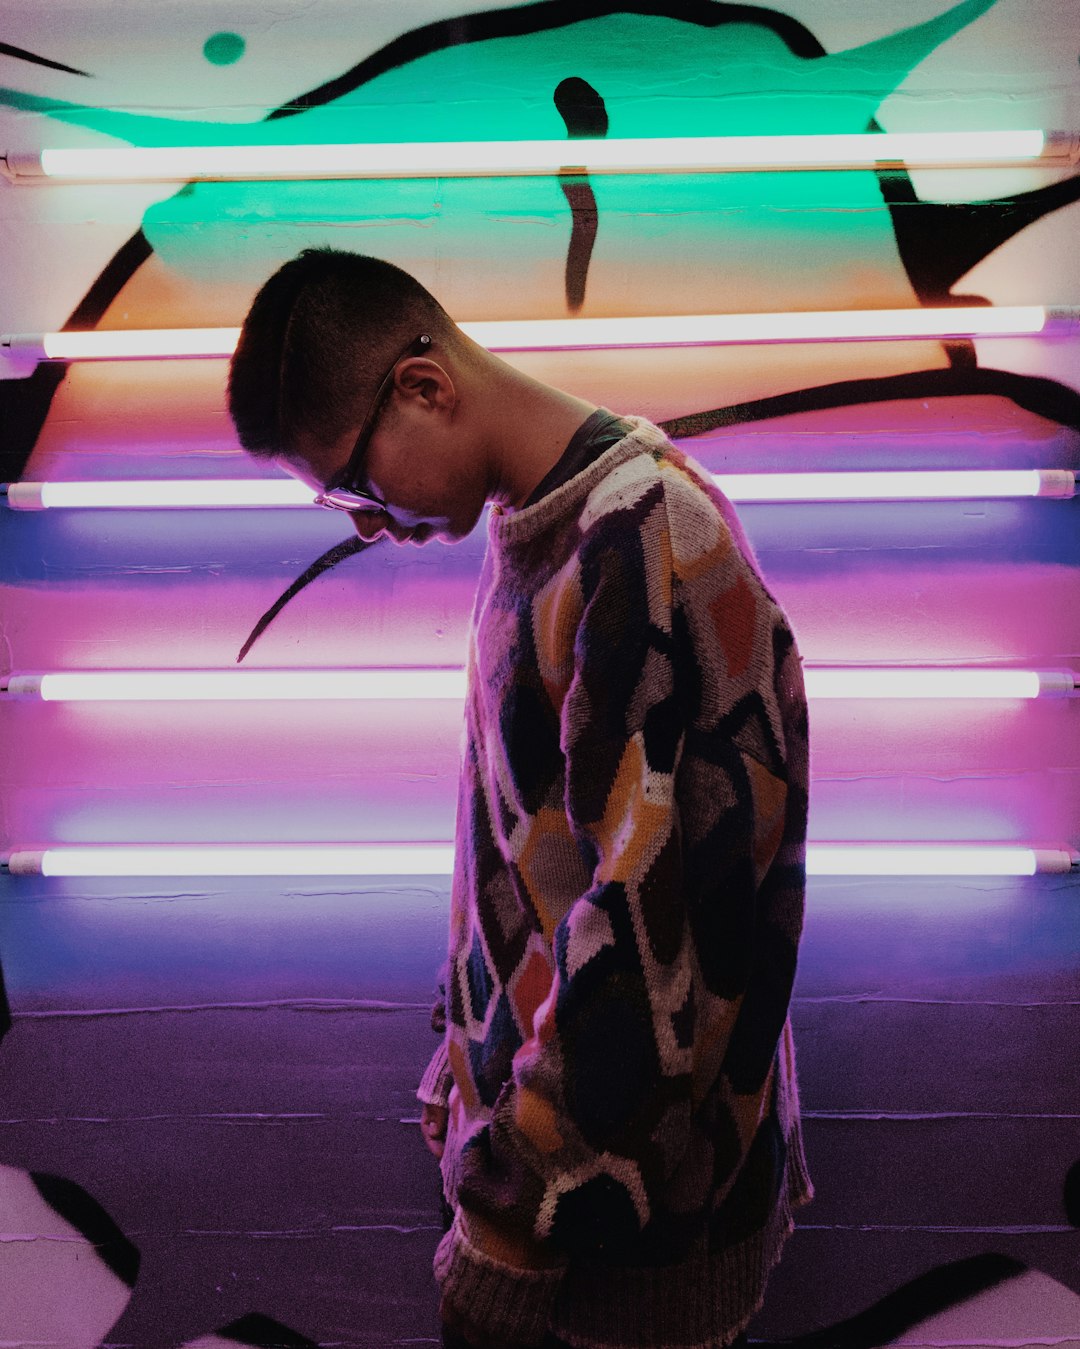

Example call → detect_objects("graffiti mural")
2 0 1079 484
1 0 1078 1344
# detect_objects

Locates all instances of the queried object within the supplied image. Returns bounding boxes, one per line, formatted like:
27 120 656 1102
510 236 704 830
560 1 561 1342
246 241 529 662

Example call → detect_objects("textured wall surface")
1 0 1079 1345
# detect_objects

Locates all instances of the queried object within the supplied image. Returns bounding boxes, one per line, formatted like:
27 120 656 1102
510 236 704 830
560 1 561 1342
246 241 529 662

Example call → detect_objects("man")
228 248 813 1349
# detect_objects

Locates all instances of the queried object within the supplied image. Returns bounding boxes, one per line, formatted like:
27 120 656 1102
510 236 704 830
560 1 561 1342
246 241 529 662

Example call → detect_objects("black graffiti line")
217 1311 321 1349
0 230 152 483
759 1252 1028 1349
266 0 828 122
0 41 92 77
29 1171 140 1287
880 167 1080 306
658 364 1080 439
554 76 609 312
236 535 372 662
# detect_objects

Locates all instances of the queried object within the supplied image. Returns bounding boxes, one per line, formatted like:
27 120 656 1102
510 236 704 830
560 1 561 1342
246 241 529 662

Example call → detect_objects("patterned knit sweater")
417 417 813 1348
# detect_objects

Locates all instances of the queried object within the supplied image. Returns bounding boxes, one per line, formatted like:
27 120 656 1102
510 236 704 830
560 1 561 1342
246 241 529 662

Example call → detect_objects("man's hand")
421 1101 448 1159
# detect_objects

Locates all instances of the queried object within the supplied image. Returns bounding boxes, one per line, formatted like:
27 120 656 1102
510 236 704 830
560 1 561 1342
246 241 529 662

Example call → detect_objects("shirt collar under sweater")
487 415 668 548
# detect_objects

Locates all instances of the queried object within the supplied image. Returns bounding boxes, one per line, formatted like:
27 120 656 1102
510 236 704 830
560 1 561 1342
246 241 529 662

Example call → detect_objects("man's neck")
482 364 598 511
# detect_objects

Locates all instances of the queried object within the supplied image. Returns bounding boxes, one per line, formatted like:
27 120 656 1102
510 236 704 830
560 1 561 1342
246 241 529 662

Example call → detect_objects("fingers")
421 1102 448 1158
421 1103 448 1136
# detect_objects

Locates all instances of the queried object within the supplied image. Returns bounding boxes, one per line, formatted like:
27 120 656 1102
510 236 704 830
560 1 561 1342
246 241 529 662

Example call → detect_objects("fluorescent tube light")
37 328 242 360
4 306 1066 363
6 470 1075 510
4 845 457 877
4 131 1072 183
4 668 1075 702
4 843 1075 877
803 669 1077 699
715 470 1076 502
4 479 314 509
805 846 1077 876
468 308 1052 349
4 669 469 701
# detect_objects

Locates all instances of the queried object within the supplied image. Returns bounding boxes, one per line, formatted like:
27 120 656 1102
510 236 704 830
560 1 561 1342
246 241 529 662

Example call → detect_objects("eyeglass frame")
313 333 433 513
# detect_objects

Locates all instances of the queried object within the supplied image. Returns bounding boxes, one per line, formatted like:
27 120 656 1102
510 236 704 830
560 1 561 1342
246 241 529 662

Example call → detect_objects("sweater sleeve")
436 489 786 1341
416 960 453 1107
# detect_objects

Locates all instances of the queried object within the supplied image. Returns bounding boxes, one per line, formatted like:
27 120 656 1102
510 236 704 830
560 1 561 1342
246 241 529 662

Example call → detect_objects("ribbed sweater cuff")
434 1209 566 1347
416 1039 453 1107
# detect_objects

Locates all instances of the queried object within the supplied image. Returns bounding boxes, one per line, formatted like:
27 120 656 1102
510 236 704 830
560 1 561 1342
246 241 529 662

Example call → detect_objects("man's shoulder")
577 433 668 532
578 434 739 563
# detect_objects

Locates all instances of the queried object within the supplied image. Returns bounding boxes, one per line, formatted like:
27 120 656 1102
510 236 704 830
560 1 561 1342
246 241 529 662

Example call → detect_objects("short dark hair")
228 247 454 460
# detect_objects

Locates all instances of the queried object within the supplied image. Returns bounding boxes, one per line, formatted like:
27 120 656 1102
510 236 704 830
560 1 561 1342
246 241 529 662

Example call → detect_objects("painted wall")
1 1 1079 1345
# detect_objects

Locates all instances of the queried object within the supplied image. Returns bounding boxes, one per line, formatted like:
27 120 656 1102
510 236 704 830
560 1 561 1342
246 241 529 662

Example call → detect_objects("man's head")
228 248 492 544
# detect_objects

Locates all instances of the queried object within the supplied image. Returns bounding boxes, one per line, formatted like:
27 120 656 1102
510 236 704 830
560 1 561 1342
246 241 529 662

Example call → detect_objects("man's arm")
417 959 453 1111
436 480 795 1345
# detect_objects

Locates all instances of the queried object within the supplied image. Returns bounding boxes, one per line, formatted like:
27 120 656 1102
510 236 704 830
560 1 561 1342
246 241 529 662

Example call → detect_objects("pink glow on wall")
5 388 1079 854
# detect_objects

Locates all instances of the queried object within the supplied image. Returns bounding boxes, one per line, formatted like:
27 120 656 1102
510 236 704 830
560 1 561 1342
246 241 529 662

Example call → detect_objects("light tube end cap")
2 150 45 181
4 483 45 510
2 674 44 697
1035 470 1076 499
1036 671 1079 698
1032 848 1079 875
4 851 46 876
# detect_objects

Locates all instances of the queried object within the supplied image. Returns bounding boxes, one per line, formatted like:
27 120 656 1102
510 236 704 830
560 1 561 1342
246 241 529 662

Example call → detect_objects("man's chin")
402 525 451 546
429 519 465 544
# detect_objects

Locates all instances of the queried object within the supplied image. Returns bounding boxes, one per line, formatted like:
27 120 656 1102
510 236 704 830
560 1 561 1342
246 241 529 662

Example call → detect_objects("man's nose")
348 508 393 543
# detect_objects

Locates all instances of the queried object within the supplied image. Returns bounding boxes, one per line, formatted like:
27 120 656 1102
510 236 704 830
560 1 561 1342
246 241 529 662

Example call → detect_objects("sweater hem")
434 1208 568 1347
547 1180 810 1349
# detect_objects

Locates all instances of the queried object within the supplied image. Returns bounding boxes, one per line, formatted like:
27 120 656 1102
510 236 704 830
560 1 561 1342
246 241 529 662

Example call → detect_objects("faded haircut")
227 247 455 460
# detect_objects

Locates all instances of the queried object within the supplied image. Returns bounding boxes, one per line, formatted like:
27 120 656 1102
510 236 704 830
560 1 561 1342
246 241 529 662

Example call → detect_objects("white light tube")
36 328 242 360
4 668 1076 701
5 669 469 701
5 306 1066 363
4 843 1075 877
468 308 1053 350
803 669 1077 699
805 846 1077 876
715 469 1077 502
4 845 456 877
4 131 1071 184
4 479 314 509
6 469 1076 510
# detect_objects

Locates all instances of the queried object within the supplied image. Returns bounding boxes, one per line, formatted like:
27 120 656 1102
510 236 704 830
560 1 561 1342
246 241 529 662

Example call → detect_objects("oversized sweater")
417 416 813 1348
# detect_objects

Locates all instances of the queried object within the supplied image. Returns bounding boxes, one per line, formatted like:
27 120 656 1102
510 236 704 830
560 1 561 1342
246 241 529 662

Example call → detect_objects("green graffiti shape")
0 0 1000 293
203 33 246 66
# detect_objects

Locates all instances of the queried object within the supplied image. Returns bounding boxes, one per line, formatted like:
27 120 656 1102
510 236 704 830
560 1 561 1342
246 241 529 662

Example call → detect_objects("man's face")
280 361 488 546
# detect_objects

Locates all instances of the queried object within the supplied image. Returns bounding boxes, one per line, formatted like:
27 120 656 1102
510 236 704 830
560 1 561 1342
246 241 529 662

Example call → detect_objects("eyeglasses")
314 333 432 513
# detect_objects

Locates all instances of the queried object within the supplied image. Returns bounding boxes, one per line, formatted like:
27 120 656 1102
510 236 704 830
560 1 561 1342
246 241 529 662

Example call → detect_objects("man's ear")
399 359 455 413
